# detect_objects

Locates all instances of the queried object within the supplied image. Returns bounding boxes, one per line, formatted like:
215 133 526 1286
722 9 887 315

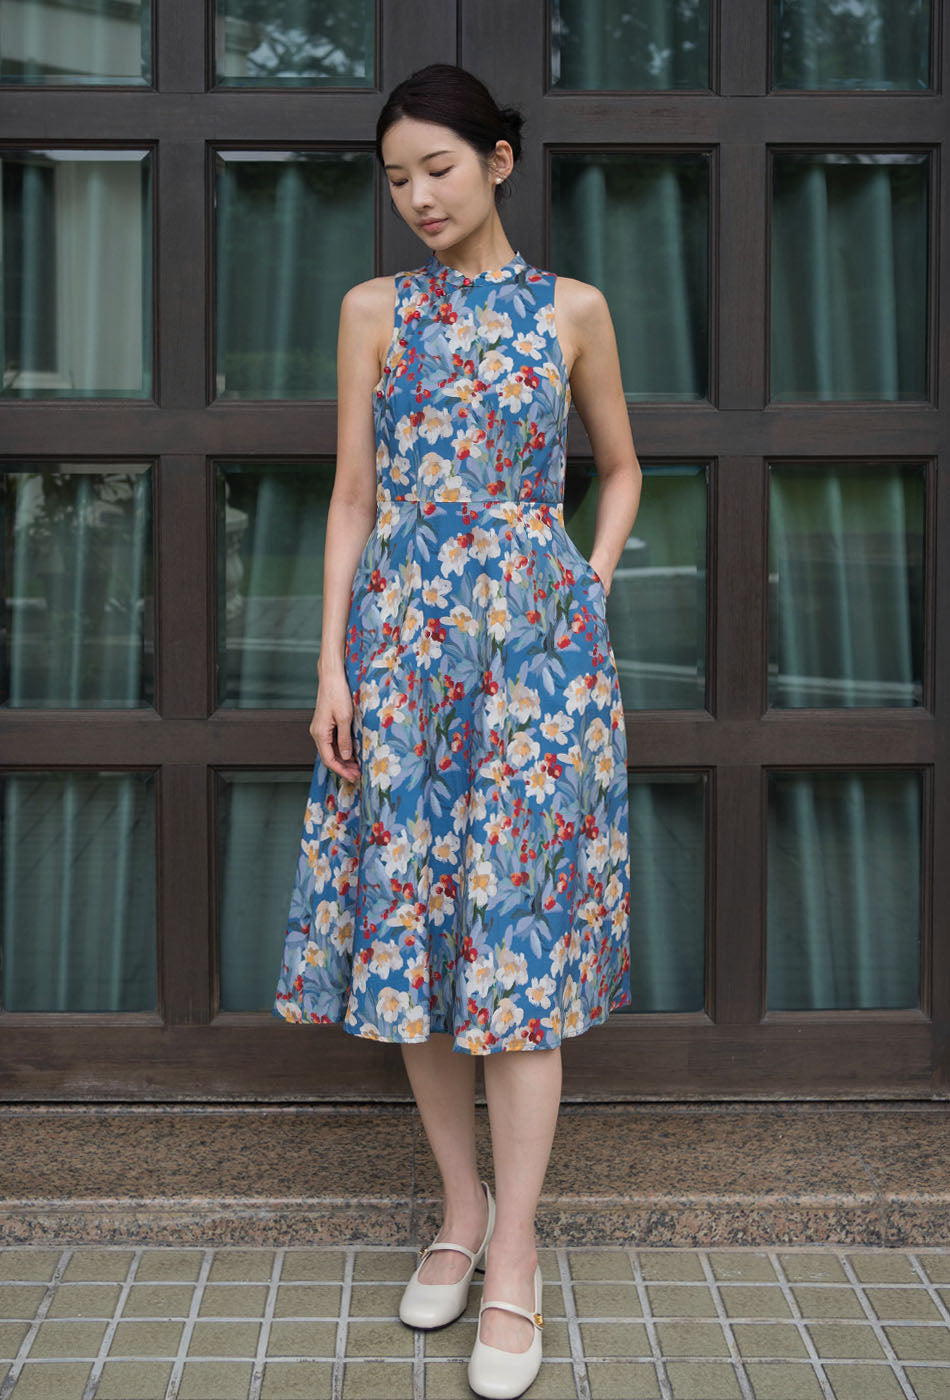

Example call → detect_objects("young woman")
274 62 642 1398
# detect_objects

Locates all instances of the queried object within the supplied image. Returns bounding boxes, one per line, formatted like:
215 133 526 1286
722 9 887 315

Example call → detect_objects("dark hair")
376 63 524 209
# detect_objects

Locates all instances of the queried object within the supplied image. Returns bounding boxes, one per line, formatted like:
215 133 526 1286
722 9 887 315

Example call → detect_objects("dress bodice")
372 249 572 506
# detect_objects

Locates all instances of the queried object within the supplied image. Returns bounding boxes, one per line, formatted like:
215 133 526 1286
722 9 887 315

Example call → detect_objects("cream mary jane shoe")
399 1179 495 1329
467 1261 543 1399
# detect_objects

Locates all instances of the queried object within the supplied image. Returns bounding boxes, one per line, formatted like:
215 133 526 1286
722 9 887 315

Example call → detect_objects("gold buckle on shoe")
533 1312 544 1327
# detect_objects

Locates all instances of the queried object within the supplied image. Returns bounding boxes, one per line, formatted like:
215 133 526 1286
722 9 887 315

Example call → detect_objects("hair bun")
499 105 524 161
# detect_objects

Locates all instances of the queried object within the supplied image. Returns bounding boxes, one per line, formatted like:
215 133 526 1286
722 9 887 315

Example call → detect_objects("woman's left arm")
559 279 642 595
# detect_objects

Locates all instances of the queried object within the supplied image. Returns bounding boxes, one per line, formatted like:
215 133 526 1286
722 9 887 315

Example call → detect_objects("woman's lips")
421 218 446 231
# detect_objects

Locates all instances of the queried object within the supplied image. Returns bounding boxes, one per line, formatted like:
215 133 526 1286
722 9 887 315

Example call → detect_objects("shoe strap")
418 1241 477 1264
478 1297 544 1328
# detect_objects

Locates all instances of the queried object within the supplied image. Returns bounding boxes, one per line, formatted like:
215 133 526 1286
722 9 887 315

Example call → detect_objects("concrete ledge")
1 1101 947 1248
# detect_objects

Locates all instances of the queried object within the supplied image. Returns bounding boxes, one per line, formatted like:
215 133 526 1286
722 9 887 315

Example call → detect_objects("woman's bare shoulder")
552 274 611 375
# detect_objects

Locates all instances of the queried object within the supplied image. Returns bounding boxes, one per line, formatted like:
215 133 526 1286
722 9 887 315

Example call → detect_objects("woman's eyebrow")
384 149 454 171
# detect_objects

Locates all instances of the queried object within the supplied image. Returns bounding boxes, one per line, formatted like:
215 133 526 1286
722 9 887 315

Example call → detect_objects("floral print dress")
273 248 631 1053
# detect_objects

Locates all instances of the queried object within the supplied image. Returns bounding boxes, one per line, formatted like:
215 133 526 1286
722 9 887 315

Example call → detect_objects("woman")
274 62 641 1398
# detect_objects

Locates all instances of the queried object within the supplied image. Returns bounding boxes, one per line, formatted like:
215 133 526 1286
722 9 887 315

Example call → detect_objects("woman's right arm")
310 279 389 778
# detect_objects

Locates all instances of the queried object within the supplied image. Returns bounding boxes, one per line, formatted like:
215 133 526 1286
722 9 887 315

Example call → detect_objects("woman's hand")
310 670 361 783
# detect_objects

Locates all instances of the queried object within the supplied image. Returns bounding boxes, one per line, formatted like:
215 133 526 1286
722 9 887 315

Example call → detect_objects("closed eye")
390 167 452 187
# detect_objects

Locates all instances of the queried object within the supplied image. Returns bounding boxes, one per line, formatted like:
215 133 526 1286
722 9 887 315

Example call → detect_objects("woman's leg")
400 1033 489 1285
479 1045 562 1351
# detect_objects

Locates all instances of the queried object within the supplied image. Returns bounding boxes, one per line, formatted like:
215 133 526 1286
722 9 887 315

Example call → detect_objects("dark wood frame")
0 0 947 1101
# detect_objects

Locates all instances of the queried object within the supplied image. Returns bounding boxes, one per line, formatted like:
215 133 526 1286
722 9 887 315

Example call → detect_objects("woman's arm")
316 278 391 681
555 278 642 594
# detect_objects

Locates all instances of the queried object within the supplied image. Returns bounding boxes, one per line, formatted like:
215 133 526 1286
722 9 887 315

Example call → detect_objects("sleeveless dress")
272 248 631 1053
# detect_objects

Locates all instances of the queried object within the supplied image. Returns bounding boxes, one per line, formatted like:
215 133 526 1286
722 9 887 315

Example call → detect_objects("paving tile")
60 1250 133 1283
26 1319 108 1357
638 1251 706 1281
176 1360 255 1398
7 1361 93 1397
707 1252 779 1282
572 1282 643 1317
341 1359 413 1397
259 1359 335 1397
279 1250 346 1282
348 1282 404 1316
779 1253 849 1283
741 1361 825 1398
344 1317 414 1356
568 1249 634 1281
664 1359 743 1397
865 1286 944 1321
351 1250 414 1281
45 1284 121 1319
587 1360 662 1398
805 1321 886 1359
654 1321 732 1358
846 1251 918 1284
718 1284 794 1319
196 1283 269 1317
0 1322 30 1359
120 1283 195 1317
791 1284 868 1318
0 1286 46 1319
265 1318 338 1357
821 1361 907 1398
646 1283 718 1317
95 1360 174 1399
884 1323 950 1361
133 1250 204 1282
186 1319 261 1356
0 1253 59 1283
424 1317 477 1356
918 1255 950 1284
109 1319 184 1355
273 1282 342 1316
206 1250 275 1282
731 1320 810 1358
579 1319 652 1357
902 1365 950 1399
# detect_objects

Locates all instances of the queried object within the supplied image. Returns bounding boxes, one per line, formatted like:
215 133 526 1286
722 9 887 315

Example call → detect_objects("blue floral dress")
273 248 631 1053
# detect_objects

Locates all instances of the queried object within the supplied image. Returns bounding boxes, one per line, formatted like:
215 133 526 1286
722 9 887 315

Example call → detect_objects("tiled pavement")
1 1245 949 1400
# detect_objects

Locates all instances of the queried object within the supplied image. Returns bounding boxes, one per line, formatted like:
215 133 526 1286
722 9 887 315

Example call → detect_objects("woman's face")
381 116 510 248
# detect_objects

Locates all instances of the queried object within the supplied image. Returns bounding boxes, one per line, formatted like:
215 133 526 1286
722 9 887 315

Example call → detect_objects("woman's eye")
431 168 451 178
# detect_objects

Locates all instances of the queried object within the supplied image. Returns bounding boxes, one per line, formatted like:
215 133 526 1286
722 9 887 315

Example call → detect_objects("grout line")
836 1254 920 1400
81 1246 143 1400
332 1247 355 1400
247 1246 283 1400
767 1252 837 1400
0 1245 74 1400
628 1246 674 1400
163 1249 215 1400
696 1251 756 1400
413 1318 425 1400
557 1246 591 1400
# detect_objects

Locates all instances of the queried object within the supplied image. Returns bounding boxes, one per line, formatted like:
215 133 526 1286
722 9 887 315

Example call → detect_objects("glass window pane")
624 773 706 1014
1 463 154 708
567 461 707 710
770 152 928 402
217 770 313 1011
0 0 151 86
214 0 374 87
1 148 152 399
214 151 373 400
551 152 709 402
216 461 335 708
1 771 157 1011
772 0 932 91
768 463 925 708
550 0 710 90
767 770 922 1010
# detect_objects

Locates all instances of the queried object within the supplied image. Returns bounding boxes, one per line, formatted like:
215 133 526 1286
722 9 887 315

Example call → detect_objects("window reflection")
772 0 931 91
0 0 151 85
551 152 709 402
1 464 154 709
550 0 709 90
771 153 928 402
767 770 922 1010
768 464 925 708
214 150 373 400
1 148 152 398
214 0 374 86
